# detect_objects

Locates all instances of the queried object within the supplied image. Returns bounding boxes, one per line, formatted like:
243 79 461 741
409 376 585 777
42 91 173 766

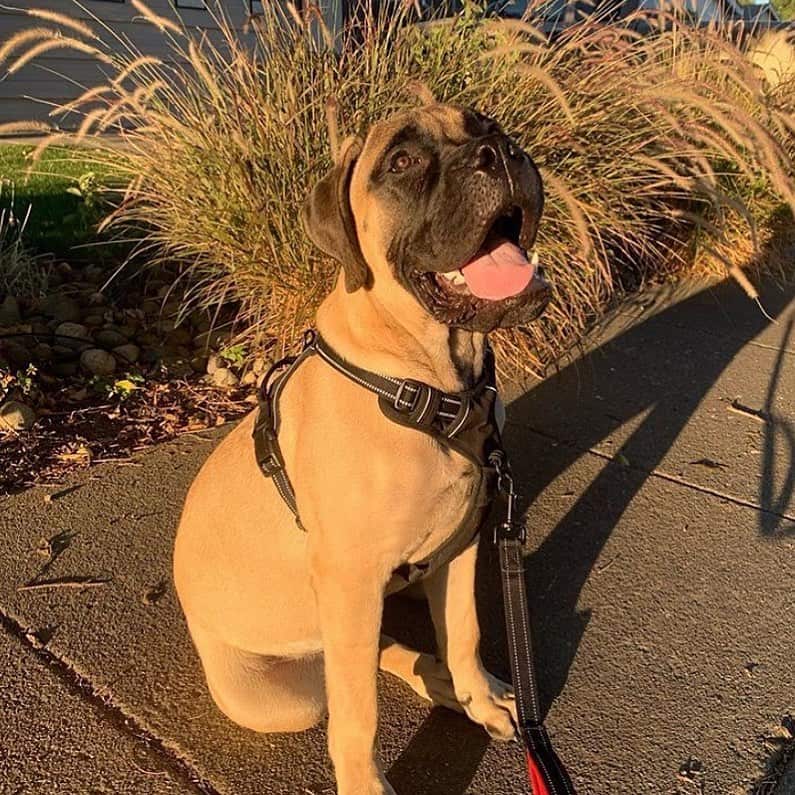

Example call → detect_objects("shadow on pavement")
386 278 794 795
760 317 795 537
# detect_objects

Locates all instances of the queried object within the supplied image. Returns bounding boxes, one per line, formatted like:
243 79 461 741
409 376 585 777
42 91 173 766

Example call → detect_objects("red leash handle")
521 725 576 795
528 752 552 795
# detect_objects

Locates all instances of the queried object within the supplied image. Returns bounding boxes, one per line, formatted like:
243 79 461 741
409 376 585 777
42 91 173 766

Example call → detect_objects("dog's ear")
302 136 369 293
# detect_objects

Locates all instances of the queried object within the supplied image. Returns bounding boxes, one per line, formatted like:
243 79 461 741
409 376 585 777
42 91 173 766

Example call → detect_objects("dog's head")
303 103 550 333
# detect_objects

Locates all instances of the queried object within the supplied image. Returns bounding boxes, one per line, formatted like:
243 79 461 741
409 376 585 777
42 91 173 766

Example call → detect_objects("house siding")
0 0 340 131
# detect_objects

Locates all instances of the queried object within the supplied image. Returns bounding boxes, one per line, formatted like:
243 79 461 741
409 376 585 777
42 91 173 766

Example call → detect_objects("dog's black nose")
472 136 525 174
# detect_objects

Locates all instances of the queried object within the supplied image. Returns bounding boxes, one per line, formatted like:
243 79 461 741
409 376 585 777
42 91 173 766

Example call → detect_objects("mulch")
1 364 252 496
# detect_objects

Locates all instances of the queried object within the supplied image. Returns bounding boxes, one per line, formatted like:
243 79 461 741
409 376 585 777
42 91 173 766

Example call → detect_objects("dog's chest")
400 445 484 566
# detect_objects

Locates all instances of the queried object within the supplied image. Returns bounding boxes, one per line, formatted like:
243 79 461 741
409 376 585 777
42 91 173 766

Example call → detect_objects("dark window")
175 0 205 8
249 0 264 12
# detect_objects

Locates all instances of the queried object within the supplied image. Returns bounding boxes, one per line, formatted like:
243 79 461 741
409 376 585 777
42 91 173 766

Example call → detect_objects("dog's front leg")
424 541 517 741
310 548 394 795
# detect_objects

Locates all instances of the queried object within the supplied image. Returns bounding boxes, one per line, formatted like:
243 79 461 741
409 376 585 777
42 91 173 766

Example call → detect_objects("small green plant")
66 171 100 209
62 171 104 238
110 375 144 399
89 373 144 400
219 344 246 367
14 364 37 397
0 364 41 409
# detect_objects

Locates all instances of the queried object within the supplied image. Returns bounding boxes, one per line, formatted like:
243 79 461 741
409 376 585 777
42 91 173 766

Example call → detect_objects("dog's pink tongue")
461 240 534 300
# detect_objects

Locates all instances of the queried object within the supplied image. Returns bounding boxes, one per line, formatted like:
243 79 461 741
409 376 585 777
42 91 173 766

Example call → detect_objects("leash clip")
490 451 526 545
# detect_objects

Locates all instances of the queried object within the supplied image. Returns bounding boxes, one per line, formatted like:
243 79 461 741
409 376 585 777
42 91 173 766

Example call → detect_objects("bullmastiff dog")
174 102 550 794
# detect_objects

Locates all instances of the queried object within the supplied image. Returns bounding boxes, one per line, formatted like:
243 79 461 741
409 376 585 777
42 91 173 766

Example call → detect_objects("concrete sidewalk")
0 278 793 794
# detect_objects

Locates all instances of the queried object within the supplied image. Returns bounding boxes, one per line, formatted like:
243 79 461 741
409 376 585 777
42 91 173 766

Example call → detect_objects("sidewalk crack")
509 421 795 525
0 606 221 795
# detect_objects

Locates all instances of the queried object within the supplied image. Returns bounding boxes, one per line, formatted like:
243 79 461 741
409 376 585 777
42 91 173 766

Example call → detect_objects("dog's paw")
409 653 464 713
457 671 518 741
380 642 464 713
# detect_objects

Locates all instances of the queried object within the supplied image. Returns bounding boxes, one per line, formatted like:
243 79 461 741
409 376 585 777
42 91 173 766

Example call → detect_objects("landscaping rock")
136 332 159 348
83 265 105 285
94 328 128 349
0 400 35 431
211 367 238 387
118 323 138 337
33 343 53 362
80 348 116 377
167 326 192 347
29 318 49 336
87 292 106 306
51 361 78 377
140 348 160 365
84 314 104 328
0 296 21 327
54 322 91 348
190 355 208 374
41 294 81 323
113 344 140 364
141 299 160 317
252 356 270 375
206 354 221 375
155 318 177 336
162 300 182 317
52 344 78 362
2 341 31 368
190 309 211 332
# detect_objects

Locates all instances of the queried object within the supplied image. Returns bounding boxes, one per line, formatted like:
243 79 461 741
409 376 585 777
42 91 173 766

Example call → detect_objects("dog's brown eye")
389 151 413 173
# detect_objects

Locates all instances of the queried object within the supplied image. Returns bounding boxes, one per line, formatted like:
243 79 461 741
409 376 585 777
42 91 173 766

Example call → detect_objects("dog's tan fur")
174 105 518 795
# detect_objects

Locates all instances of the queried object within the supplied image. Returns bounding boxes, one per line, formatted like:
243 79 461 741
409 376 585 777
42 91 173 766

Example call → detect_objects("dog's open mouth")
409 206 546 325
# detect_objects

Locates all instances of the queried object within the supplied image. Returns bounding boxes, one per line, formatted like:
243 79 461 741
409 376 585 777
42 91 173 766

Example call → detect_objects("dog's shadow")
384 277 795 794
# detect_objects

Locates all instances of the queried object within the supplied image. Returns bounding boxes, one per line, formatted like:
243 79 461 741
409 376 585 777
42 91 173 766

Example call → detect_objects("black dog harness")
252 330 576 795
253 330 502 590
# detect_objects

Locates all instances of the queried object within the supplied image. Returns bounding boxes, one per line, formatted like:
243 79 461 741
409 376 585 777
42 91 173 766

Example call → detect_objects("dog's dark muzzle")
434 134 544 268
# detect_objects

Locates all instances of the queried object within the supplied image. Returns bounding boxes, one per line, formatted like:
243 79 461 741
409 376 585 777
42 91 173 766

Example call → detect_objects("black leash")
491 451 577 795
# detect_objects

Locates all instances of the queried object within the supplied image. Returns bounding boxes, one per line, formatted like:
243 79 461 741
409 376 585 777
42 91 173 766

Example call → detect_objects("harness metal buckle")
258 452 281 477
393 379 422 412
302 329 316 351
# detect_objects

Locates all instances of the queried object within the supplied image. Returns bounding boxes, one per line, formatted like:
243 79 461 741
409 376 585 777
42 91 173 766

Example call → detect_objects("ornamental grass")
3 0 793 374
